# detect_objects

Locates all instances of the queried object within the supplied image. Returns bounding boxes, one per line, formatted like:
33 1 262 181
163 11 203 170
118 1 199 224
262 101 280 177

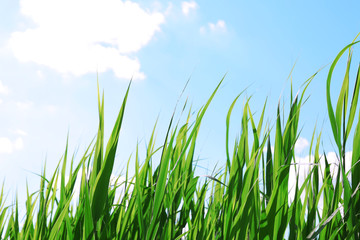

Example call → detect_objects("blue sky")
0 0 360 204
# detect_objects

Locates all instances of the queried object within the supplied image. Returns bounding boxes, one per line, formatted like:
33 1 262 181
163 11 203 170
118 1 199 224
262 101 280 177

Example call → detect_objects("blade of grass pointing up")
346 64 360 142
89 79 105 188
326 41 359 151
226 88 247 173
91 81 131 225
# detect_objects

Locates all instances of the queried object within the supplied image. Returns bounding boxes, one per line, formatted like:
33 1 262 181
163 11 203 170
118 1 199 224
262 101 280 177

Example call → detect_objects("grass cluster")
1 41 360 239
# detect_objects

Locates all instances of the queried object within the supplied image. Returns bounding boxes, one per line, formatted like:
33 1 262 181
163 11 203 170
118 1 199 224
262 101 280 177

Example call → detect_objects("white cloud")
288 154 313 203
0 81 9 95
0 137 24 154
181 1 197 16
0 99 3 104
295 137 309 154
9 0 165 80
209 20 226 31
200 20 227 34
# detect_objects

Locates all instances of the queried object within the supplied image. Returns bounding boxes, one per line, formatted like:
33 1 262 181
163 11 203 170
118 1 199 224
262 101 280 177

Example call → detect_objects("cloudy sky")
1 0 360 205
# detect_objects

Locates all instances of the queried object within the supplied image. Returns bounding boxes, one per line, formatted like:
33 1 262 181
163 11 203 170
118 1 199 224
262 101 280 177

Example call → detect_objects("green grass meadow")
1 39 360 239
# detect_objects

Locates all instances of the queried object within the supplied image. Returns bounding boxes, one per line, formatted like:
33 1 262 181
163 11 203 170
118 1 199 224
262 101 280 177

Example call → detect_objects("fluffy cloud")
9 0 165 80
181 1 198 16
295 137 309 154
209 20 226 31
0 137 24 154
200 20 227 34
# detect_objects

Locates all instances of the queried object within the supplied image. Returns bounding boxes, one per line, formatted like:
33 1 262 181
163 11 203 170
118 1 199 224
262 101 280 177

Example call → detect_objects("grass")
1 39 360 239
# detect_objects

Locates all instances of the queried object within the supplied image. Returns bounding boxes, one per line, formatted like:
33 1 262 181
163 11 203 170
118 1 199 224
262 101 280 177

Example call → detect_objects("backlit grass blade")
226 88 247 172
226 94 241 174
60 136 69 208
177 76 225 167
91 81 131 225
335 51 351 142
89 80 104 188
352 99 360 217
48 193 73 239
147 127 178 239
134 144 146 239
80 162 94 240
265 137 273 201
326 41 359 151
307 206 342 239
346 64 360 140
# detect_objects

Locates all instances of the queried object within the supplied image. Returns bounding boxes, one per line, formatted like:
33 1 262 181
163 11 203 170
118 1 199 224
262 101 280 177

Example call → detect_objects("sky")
0 0 360 207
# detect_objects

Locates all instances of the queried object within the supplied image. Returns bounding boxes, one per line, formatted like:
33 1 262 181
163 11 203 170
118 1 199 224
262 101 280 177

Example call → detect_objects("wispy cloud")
8 0 165 80
200 20 227 34
181 1 198 16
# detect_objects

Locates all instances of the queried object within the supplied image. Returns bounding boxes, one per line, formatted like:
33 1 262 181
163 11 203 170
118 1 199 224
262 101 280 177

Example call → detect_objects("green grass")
1 39 360 239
